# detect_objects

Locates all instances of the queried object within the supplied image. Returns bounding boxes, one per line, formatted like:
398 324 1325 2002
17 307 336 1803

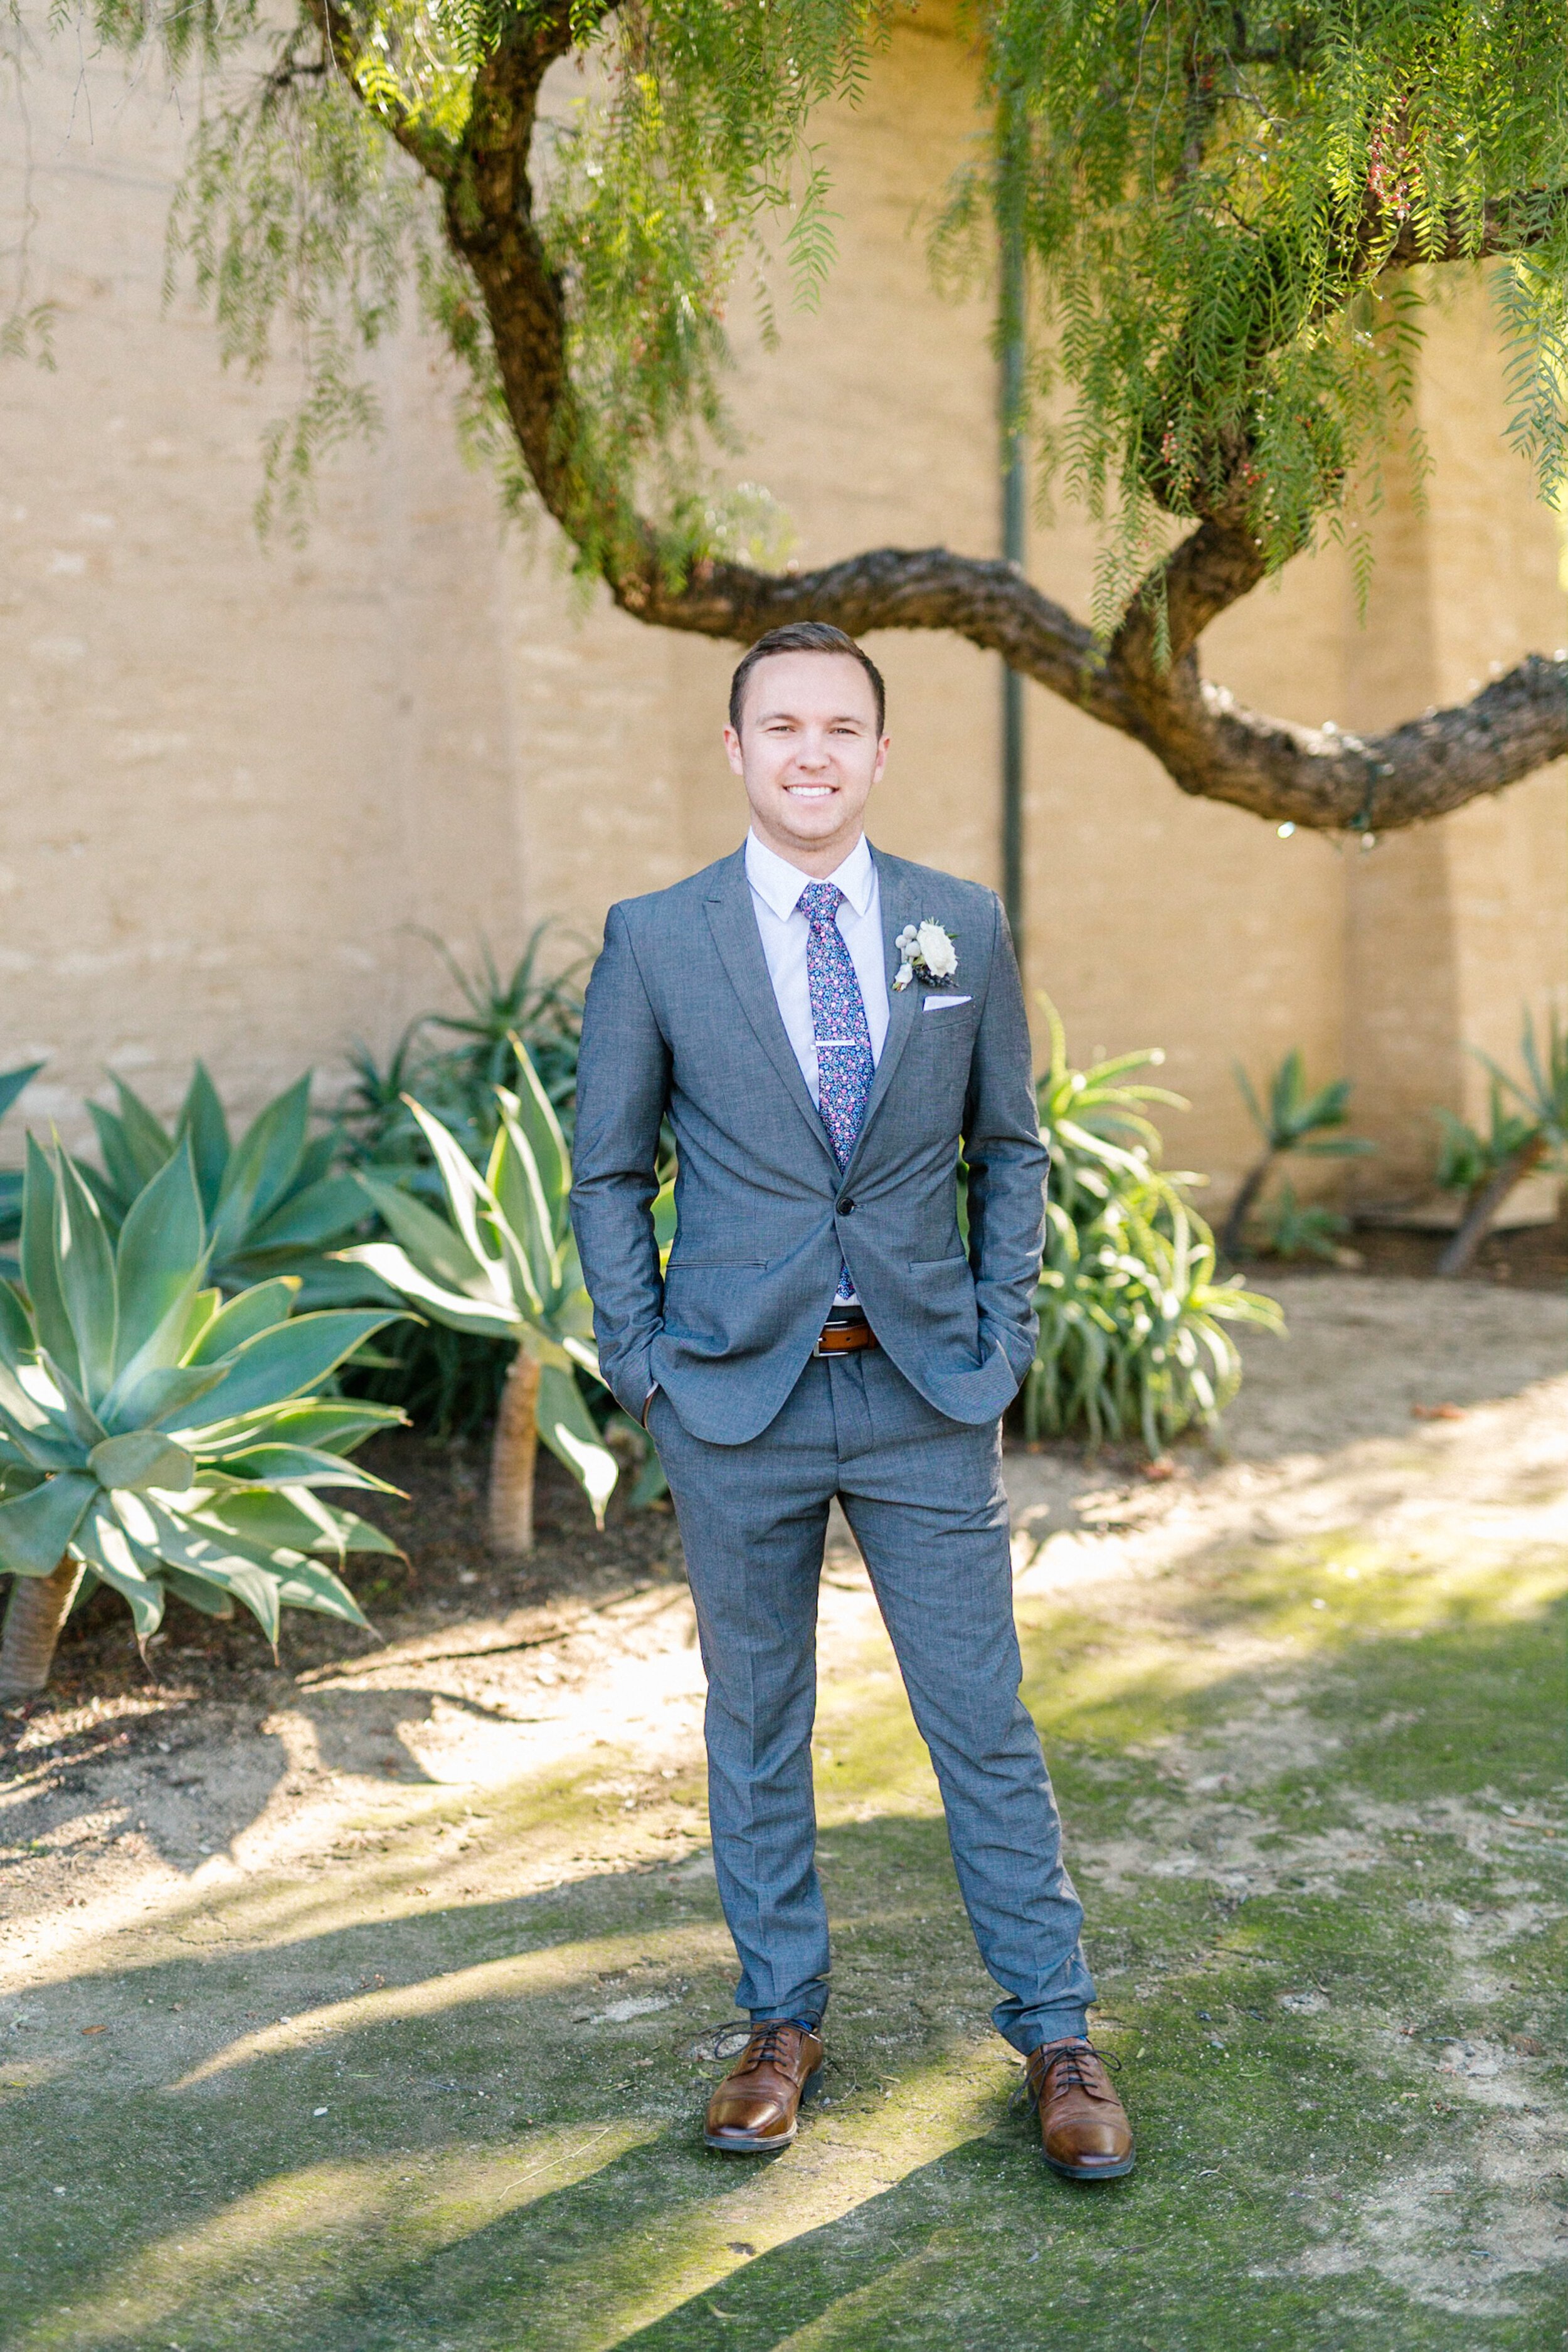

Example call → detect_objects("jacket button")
839 1197 856 1214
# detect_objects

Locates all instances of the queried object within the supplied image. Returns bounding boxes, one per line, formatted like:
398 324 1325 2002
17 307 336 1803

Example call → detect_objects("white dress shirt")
744 829 890 1104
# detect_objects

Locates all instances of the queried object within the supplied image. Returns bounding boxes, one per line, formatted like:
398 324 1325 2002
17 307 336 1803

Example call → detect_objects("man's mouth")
785 784 835 798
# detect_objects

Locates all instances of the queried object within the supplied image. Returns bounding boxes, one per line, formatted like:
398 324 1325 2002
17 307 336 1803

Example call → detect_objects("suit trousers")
649 1347 1096 2052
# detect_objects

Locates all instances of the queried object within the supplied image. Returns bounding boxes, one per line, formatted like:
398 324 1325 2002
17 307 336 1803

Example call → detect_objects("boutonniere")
894 920 958 992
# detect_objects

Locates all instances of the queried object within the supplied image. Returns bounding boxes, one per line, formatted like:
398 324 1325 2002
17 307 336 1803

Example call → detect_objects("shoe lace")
1025 2040 1120 2104
741 2020 800 2072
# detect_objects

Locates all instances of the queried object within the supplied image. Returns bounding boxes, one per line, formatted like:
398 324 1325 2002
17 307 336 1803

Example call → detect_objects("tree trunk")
1220 1150 1278 1262
488 1350 541 1557
1436 1135 1547 1278
0 1556 85 1702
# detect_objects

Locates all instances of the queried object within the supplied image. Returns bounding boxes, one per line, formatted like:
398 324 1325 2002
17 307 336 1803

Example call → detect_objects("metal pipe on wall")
999 194 1027 970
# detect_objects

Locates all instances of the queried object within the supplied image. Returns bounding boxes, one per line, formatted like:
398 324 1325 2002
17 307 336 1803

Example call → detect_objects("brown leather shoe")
704 2021 824 2153
1026 2038 1135 2181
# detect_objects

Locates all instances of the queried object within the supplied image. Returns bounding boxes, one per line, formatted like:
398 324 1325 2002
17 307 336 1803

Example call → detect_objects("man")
570 621 1133 2182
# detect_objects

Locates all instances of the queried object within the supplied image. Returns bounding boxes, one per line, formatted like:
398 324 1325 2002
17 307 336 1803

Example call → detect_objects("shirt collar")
745 829 876 922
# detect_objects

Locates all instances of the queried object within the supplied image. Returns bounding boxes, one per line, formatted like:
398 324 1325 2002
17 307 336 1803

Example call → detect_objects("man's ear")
723 723 746 776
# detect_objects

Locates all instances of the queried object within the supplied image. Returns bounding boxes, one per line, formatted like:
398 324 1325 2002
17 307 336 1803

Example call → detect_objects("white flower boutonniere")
893 919 958 992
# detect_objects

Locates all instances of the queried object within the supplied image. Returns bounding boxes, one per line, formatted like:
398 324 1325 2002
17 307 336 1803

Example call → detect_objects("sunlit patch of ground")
1 1278 1564 2349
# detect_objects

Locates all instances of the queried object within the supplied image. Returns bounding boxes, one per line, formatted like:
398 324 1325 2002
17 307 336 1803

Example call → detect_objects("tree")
34 0 1568 832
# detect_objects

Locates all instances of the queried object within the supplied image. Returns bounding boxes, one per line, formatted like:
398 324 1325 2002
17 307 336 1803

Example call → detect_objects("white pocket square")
923 993 972 1011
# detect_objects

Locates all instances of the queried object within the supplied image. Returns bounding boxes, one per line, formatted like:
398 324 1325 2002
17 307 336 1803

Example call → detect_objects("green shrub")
0 1061 43 1267
333 931 588 1433
1435 1007 1568 1275
1025 1000 1282 1453
339 1044 619 1556
0 1139 405 1698
1256 1181 1352 1263
84 1064 371 1306
1222 1050 1372 1260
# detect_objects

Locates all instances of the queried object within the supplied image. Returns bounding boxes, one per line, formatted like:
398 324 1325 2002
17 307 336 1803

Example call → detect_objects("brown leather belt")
814 1316 877 1358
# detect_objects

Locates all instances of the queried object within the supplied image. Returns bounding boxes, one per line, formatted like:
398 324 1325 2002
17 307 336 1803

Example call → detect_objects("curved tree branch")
326 1 1568 835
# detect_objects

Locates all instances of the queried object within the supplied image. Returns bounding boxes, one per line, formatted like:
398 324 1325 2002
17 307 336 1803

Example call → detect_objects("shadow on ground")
3 1513 1564 2352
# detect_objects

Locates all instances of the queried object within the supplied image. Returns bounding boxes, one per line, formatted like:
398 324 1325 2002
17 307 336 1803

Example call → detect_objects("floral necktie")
798 881 874 1303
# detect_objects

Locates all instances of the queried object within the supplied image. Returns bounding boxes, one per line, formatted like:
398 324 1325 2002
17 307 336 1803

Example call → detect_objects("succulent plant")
85 1064 374 1304
0 1059 44 1264
0 1138 405 1700
341 1044 618 1556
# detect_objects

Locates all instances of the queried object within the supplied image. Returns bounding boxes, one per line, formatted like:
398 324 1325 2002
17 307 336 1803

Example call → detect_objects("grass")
1 1512 1563 2350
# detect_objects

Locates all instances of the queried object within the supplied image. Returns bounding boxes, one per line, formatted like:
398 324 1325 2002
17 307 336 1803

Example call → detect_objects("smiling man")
570 622 1133 2181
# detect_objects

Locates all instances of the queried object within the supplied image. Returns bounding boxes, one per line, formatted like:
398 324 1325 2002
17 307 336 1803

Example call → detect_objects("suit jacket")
569 843 1049 1445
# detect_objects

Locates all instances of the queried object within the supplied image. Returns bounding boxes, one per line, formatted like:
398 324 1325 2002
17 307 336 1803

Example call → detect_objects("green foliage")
1255 1180 1352 1261
948 0 1568 634
1026 997 1282 1452
0 1061 44 1260
1434 1087 1539 1194
336 930 585 1186
0 1138 405 1647
339 1041 620 1526
1234 1050 1370 1160
1472 1004 1568 1156
57 0 1568 614
1224 1048 1370 1256
332 931 587 1433
83 1064 371 1305
1431 1005 1568 1269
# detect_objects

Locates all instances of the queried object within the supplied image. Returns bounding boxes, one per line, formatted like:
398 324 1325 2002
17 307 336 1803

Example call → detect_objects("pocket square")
923 993 972 1012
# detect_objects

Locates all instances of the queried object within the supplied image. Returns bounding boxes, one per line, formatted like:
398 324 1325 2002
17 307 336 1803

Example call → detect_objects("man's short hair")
728 622 886 738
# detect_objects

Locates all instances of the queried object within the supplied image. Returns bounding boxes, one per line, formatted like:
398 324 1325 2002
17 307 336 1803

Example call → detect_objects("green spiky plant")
331 935 591 1440
341 1042 619 1557
0 1140 405 1702
85 1064 374 1305
1027 998 1283 1453
0 1061 44 1264
1435 1007 1568 1274
1223 1052 1374 1261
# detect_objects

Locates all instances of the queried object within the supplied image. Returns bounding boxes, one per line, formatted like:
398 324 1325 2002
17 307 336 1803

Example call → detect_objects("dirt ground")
1 1273 1564 2351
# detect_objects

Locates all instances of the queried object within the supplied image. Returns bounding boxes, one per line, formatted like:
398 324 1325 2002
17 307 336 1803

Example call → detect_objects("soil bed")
1 1275 1564 2351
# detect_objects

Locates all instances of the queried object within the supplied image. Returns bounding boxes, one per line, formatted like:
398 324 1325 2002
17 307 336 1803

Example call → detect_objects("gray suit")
571 843 1095 2050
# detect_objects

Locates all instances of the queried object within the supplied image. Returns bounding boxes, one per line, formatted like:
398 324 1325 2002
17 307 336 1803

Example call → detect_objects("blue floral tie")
798 881 875 1303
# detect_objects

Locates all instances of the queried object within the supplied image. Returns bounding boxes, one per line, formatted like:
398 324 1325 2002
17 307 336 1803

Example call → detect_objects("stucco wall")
1 14 1563 1209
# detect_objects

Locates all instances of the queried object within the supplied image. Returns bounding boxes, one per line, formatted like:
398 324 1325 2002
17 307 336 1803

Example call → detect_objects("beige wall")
1 16 1563 1209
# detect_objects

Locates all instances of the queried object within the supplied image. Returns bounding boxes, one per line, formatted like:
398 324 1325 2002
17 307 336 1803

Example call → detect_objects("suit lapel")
839 849 921 1180
703 850 839 1169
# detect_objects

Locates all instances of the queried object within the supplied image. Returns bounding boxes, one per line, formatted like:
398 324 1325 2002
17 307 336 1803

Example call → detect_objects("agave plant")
0 1140 405 1701
341 1044 620 1557
1026 998 1283 1452
0 1059 44 1263
85 1064 373 1304
1222 1051 1372 1261
1436 1007 1568 1276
